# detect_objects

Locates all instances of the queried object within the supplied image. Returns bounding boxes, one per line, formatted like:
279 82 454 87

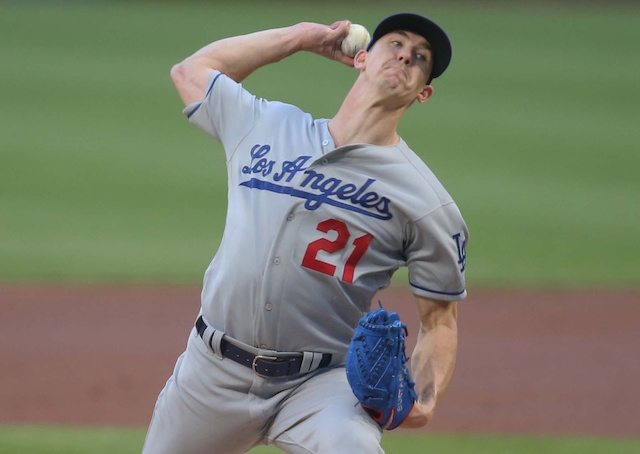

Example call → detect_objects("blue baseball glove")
346 304 418 430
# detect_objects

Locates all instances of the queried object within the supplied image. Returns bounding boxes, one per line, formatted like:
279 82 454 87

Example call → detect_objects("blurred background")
1 1 639 453
2 0 638 286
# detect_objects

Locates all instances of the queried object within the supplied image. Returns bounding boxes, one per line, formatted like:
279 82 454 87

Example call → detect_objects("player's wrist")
293 22 319 54
401 401 432 428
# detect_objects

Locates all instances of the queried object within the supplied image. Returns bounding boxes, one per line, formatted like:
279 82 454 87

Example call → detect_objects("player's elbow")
170 61 189 90
170 60 208 106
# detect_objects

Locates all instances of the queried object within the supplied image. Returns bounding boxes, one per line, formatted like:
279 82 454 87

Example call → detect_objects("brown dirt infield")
0 284 638 438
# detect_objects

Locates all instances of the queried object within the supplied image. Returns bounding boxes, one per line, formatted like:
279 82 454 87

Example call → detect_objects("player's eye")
391 40 401 47
415 53 425 61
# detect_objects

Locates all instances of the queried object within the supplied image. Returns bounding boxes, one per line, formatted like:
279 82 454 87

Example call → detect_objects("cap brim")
367 13 452 80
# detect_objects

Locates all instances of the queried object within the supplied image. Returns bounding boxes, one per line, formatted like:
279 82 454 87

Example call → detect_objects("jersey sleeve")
404 203 469 301
182 71 267 161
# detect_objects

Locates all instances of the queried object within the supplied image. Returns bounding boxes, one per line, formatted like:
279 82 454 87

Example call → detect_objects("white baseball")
340 23 371 57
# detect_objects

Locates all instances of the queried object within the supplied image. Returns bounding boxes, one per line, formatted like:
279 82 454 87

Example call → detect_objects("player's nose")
397 49 412 65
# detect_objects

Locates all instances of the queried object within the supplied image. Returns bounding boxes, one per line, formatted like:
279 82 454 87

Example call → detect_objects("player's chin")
380 77 406 94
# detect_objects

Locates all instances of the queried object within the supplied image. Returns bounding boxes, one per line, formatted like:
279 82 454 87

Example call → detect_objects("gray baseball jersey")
143 69 469 454
186 70 468 357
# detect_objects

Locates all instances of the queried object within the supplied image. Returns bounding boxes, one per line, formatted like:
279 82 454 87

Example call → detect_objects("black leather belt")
196 316 332 378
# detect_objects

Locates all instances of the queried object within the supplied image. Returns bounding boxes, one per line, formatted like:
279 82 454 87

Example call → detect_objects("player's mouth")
385 64 409 80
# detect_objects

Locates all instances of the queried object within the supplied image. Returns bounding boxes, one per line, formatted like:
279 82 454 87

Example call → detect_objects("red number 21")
301 219 373 283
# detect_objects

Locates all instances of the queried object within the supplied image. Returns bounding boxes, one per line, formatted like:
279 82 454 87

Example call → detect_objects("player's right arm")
170 21 354 106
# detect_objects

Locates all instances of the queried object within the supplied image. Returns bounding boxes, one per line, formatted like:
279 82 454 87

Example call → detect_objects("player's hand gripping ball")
340 23 371 57
346 304 418 430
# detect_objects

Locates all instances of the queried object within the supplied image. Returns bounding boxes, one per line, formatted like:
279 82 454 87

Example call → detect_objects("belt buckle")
252 355 278 378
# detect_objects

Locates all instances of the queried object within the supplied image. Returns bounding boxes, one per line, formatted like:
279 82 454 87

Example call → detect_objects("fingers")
298 20 359 68
330 20 357 67
326 20 350 50
336 53 356 67
330 19 350 32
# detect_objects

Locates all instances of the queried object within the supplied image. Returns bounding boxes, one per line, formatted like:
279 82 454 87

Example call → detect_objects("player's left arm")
401 294 458 428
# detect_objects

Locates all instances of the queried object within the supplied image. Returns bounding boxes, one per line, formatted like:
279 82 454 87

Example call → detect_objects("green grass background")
2 0 639 287
1 1 639 452
1 426 639 454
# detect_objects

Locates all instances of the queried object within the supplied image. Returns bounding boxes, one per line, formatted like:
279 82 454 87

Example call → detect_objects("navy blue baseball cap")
366 13 452 80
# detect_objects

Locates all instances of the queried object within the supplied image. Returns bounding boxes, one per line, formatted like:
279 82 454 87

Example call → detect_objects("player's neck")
330 85 404 147
328 116 399 148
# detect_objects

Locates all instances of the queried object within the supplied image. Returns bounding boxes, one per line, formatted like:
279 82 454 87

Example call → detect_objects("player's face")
359 31 434 104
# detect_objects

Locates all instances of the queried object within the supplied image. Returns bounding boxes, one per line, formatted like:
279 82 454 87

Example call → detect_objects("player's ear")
353 49 367 70
416 85 434 103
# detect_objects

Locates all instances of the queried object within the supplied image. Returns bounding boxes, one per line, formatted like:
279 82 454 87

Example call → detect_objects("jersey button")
322 140 329 146
287 213 295 221
321 158 329 165
273 257 281 265
260 344 267 349
265 303 273 311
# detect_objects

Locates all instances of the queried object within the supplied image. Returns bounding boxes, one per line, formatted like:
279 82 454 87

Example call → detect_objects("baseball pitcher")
143 12 468 454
